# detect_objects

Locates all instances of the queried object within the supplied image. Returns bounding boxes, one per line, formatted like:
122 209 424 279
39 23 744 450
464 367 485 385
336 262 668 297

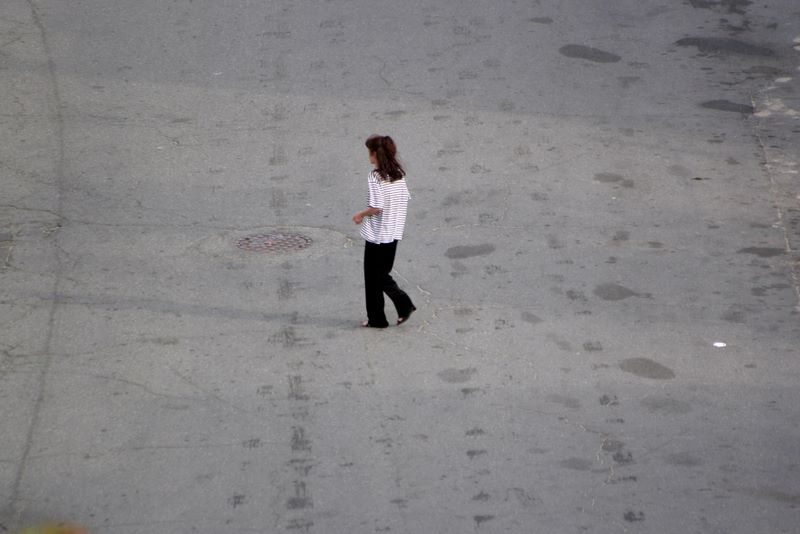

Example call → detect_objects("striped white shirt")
360 170 410 244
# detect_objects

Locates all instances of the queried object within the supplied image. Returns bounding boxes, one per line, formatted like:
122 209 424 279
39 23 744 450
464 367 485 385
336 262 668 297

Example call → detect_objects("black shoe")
396 307 417 326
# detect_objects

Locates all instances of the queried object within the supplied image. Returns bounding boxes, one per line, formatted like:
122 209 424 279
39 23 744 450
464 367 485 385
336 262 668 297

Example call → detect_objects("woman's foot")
396 307 417 326
362 320 388 328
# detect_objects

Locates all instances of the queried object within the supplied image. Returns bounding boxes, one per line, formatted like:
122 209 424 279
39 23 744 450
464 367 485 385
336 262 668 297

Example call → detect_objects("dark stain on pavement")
602 440 625 453
594 283 643 301
752 283 790 296
472 491 490 502
612 230 630 243
624 511 645 522
721 308 746 323
701 100 754 114
743 65 789 78
521 311 543 325
559 44 621 63
641 396 692 414
287 483 312 509
228 494 246 508
291 427 311 452
621 358 675 379
560 457 593 470
546 333 573 352
546 234 564 250
738 246 784 257
507 488 539 508
0 233 13 267
688 0 752 15
665 452 703 467
546 393 581 409
675 37 774 56
566 289 588 302
474 515 495 526
613 450 635 465
389 498 407 509
438 368 477 383
594 173 634 188
618 76 640 88
599 394 619 406
445 244 495 259
288 375 309 401
667 164 691 177
737 487 800 505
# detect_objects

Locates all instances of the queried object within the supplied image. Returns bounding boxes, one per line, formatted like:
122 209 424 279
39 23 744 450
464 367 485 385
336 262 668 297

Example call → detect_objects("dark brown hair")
365 135 406 182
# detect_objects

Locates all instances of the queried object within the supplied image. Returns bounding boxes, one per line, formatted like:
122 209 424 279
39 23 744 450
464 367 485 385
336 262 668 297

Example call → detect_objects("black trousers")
364 240 415 327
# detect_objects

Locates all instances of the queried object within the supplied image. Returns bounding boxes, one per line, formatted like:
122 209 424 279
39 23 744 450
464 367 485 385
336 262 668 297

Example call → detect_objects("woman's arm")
352 206 382 224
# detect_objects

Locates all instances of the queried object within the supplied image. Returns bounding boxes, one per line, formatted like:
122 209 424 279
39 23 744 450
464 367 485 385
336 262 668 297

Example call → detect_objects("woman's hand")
352 207 381 224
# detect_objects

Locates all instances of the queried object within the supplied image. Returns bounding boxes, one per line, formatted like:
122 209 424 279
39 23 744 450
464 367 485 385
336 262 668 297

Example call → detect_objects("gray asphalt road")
2 1 799 533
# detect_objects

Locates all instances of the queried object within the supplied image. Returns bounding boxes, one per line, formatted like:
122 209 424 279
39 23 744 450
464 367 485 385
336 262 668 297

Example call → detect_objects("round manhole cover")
236 233 313 253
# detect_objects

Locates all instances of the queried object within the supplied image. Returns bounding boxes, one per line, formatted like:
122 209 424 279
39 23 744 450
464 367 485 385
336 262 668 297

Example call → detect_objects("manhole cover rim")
236 232 313 252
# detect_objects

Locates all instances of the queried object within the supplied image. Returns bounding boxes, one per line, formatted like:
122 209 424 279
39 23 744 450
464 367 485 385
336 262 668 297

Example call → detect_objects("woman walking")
352 135 416 328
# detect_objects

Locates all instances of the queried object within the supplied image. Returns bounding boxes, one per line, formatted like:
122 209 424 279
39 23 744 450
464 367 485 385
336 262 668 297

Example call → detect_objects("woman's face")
368 150 377 165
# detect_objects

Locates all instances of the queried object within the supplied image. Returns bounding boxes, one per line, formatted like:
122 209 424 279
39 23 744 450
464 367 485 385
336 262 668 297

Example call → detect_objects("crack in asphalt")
6 1 66 521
